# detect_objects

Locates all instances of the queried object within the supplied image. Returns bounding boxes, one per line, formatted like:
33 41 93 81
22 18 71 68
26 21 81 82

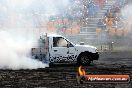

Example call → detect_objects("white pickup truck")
31 34 99 66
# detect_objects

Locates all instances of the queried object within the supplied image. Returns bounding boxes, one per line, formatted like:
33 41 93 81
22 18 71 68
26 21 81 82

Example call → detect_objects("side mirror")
67 43 69 48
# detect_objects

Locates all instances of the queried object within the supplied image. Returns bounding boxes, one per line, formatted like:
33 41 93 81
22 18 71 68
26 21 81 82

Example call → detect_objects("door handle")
54 50 57 52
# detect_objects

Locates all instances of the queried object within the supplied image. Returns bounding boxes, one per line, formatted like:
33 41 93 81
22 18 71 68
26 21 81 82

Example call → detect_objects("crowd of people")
96 0 131 37
39 0 132 36
87 0 106 17
47 0 107 34
46 0 132 36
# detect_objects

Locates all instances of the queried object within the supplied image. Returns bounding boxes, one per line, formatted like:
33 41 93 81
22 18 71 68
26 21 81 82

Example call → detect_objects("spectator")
87 1 98 17
97 19 106 30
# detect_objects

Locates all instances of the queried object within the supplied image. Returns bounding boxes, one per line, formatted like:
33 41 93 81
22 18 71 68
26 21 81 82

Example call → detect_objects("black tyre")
78 53 92 66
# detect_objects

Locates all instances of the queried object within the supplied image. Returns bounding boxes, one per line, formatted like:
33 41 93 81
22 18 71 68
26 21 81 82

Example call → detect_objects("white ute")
31 34 99 66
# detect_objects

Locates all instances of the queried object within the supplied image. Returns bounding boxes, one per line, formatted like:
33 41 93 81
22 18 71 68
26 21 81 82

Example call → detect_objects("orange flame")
78 66 86 76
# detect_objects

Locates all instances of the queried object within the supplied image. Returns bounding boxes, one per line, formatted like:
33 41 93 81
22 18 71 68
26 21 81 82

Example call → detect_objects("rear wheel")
78 53 92 66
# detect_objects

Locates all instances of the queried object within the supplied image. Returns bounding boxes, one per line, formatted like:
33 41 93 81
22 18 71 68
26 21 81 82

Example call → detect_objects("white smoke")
121 4 132 33
0 30 48 69
0 0 70 69
121 4 132 20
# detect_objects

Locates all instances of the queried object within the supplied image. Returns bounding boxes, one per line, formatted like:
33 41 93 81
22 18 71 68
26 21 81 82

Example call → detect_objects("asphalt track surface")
0 53 132 88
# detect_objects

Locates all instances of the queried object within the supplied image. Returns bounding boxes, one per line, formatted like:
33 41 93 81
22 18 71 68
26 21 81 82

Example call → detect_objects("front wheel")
78 53 92 66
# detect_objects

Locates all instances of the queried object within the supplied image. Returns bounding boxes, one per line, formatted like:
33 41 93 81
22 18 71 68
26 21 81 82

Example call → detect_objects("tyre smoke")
0 30 48 69
0 0 70 69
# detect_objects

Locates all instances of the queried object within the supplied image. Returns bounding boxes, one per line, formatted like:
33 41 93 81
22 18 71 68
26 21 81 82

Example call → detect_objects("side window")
53 37 68 47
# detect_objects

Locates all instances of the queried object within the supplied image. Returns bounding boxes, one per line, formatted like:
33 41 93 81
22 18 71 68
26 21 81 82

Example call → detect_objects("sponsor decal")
77 66 130 84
